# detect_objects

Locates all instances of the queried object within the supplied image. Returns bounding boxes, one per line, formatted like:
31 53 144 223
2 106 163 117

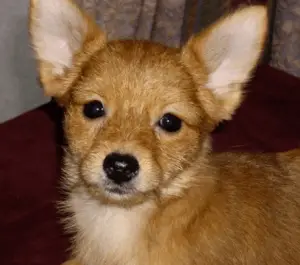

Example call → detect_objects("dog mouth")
103 183 136 196
105 186 129 195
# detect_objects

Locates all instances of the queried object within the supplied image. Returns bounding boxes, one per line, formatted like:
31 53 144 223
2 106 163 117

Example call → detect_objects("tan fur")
29 1 300 265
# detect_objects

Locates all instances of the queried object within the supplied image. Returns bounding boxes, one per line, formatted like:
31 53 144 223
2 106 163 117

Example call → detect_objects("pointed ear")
29 0 106 100
182 6 267 122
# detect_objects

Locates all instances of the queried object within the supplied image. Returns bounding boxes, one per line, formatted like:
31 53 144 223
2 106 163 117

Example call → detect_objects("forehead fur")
72 40 202 108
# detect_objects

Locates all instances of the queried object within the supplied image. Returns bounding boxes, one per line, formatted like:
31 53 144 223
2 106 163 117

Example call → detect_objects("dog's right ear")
29 0 106 102
181 6 267 123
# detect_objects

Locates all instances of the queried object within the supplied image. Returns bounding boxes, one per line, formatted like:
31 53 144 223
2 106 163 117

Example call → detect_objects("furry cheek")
63 104 105 159
155 124 203 182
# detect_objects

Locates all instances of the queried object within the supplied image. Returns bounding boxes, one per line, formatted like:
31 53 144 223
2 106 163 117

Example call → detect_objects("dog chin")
98 182 155 206
104 185 135 197
100 184 138 202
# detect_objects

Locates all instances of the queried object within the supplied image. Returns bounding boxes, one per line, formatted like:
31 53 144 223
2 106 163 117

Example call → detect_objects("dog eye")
158 113 182 133
83 100 106 119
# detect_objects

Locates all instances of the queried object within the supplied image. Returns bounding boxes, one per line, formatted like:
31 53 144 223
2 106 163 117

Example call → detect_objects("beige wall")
270 0 300 78
0 0 49 123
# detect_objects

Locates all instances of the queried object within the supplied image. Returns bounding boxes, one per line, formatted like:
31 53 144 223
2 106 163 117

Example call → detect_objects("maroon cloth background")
231 0 268 7
0 65 300 265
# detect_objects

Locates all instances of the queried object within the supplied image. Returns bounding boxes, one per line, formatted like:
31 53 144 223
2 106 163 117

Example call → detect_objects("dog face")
29 0 267 205
63 41 206 204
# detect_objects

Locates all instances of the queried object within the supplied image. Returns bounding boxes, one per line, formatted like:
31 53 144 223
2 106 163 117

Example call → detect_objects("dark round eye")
158 113 182 133
83 100 106 119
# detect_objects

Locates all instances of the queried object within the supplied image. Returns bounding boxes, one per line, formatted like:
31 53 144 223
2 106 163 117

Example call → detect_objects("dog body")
65 150 300 265
29 0 300 264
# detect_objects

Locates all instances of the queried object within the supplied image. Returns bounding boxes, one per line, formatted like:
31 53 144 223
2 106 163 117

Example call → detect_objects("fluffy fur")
29 0 300 264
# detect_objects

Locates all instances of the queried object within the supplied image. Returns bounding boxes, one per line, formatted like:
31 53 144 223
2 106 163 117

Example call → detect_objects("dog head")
29 0 267 206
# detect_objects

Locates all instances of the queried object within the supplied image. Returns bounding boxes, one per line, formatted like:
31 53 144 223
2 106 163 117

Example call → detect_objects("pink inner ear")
30 0 107 79
199 7 266 93
181 6 267 123
30 0 87 73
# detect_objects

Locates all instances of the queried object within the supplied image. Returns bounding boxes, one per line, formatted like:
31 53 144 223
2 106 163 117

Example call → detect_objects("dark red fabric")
231 0 268 7
0 104 68 265
212 65 300 152
0 65 300 265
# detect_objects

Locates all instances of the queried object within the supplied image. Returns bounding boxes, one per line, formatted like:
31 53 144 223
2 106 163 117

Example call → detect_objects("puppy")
29 0 300 264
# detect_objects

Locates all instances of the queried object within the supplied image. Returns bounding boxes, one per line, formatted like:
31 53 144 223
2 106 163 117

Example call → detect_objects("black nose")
103 153 139 184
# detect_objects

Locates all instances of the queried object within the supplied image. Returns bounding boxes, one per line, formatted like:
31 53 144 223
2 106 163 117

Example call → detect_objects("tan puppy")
29 0 300 264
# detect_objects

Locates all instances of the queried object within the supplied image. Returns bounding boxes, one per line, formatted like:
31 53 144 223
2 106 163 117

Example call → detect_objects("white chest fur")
69 192 152 265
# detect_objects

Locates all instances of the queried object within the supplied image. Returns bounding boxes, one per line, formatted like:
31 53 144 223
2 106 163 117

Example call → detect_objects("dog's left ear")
182 6 267 122
29 0 106 103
